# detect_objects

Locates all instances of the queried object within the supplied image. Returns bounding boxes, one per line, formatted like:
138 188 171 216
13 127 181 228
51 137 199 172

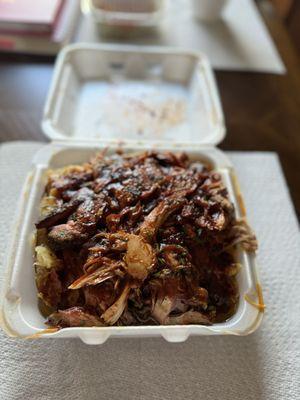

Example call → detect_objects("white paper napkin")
0 142 299 400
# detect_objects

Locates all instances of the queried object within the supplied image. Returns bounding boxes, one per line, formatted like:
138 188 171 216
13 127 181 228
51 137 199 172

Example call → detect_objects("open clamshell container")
1 44 264 344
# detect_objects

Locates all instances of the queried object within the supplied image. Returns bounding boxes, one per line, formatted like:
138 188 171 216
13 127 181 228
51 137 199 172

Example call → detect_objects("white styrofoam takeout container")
84 0 165 38
0 44 264 344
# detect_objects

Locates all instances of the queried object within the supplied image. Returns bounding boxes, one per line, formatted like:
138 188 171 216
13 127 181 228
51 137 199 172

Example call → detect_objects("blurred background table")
0 1 299 218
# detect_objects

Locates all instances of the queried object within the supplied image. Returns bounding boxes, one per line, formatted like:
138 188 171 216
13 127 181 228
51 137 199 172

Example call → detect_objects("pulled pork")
34 151 257 328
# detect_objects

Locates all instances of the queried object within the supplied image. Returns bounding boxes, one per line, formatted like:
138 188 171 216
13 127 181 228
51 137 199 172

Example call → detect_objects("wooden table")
0 2 300 218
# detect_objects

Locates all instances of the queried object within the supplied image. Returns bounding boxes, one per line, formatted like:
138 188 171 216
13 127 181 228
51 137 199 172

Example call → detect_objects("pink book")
0 0 64 34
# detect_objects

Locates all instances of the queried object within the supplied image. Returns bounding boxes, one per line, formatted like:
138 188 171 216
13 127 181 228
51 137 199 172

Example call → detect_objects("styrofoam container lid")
42 43 225 147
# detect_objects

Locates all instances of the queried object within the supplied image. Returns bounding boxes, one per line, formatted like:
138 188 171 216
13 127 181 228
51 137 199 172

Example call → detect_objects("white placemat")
0 142 299 400
76 0 286 74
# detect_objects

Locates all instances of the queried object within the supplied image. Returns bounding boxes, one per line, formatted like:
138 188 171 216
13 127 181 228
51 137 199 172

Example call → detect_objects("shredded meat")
47 307 104 327
34 151 257 329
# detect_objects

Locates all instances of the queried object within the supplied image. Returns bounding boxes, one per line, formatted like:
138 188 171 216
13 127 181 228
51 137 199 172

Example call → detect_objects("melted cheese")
244 283 265 312
25 327 60 339
230 171 247 218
